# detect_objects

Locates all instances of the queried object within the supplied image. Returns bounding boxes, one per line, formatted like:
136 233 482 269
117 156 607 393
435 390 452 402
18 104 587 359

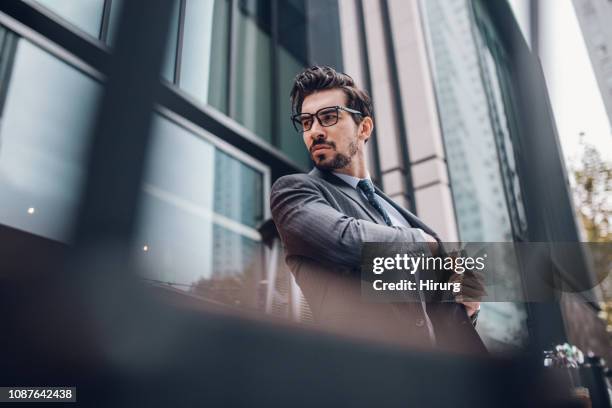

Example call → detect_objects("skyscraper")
572 0 612 128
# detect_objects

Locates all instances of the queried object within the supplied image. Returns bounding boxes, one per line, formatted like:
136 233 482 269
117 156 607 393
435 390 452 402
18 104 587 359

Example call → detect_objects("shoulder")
271 173 322 194
270 173 332 215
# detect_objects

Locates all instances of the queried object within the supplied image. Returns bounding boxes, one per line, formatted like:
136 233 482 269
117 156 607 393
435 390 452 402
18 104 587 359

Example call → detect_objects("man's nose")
308 119 326 141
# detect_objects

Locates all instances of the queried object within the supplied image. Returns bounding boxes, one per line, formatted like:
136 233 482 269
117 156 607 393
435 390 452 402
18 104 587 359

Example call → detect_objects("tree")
571 134 611 242
569 133 612 332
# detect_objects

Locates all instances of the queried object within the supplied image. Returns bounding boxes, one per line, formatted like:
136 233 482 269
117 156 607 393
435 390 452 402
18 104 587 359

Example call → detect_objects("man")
270 66 484 352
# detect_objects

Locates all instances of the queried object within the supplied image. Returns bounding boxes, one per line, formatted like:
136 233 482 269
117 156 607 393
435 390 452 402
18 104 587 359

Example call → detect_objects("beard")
312 138 359 171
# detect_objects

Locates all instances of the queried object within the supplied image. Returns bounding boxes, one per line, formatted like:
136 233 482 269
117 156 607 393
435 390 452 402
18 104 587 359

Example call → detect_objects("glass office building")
0 0 603 355
419 0 529 349
0 0 336 319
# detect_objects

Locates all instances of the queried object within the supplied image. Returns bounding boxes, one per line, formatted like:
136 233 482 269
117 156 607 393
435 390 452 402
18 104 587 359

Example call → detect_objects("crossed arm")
270 175 432 268
270 174 481 318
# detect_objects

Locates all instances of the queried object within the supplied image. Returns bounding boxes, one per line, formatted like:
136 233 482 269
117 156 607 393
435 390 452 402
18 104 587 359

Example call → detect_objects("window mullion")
270 0 279 147
174 0 186 85
99 0 113 42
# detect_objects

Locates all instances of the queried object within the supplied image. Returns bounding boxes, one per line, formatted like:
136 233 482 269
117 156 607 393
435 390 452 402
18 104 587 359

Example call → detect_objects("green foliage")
571 135 611 242
570 134 612 332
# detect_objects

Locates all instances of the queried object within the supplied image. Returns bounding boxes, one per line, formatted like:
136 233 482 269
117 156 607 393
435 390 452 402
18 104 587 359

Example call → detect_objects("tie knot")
357 179 375 195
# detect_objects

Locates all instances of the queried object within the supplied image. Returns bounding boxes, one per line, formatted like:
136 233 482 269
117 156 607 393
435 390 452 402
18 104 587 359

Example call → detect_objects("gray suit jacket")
271 168 485 352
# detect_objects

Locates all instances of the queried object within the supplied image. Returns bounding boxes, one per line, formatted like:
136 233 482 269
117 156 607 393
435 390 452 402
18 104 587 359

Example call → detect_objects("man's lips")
311 144 333 153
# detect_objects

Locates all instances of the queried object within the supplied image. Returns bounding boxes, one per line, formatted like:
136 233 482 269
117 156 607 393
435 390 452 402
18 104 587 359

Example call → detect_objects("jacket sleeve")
270 175 431 269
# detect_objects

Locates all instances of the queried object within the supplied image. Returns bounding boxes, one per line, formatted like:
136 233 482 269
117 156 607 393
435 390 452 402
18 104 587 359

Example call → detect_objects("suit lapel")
308 168 440 240
374 186 442 305
374 186 440 240
309 168 385 224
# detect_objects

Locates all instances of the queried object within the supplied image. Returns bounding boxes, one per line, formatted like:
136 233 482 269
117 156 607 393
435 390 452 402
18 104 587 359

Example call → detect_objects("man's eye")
320 113 337 123
301 118 313 127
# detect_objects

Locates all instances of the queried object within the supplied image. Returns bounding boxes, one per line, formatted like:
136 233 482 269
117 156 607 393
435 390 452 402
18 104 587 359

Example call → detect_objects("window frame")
0 4 272 240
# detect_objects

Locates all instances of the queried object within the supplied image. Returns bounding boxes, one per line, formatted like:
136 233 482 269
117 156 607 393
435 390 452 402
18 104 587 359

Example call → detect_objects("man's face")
300 89 367 171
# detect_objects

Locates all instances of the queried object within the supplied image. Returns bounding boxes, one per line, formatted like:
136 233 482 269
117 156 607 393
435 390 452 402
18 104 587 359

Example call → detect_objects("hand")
449 272 483 318
422 232 439 255
455 297 480 317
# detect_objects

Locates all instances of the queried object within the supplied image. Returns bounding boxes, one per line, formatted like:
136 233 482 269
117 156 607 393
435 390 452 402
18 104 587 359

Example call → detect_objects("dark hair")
290 65 373 124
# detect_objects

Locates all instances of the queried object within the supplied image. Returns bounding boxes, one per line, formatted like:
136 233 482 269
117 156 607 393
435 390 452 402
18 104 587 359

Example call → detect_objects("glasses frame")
291 105 363 133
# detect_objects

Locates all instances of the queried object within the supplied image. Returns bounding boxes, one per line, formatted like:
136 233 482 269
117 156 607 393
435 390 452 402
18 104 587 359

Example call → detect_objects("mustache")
310 140 336 153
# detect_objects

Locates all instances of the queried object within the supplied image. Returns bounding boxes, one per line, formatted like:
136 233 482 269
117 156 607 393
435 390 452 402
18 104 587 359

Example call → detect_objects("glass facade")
0 18 270 311
0 0 336 320
107 0 181 83
420 0 528 350
27 0 312 167
180 0 230 111
421 0 514 243
34 0 104 38
0 31 101 242
277 0 310 169
473 10 529 240
232 0 273 141
134 115 266 309
230 0 311 169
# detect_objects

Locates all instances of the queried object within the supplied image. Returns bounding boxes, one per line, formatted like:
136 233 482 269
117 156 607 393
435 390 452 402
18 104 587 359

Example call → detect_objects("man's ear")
360 117 374 142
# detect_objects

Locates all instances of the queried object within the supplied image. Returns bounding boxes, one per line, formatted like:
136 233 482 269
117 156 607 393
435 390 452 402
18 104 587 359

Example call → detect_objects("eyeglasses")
291 105 362 133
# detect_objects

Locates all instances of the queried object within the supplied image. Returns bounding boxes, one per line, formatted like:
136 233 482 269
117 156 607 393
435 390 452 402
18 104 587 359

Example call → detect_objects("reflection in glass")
479 37 528 238
200 224 262 307
420 0 528 351
180 0 230 111
0 36 100 242
421 0 512 243
214 150 263 229
33 0 104 38
107 0 180 83
106 0 122 44
135 116 266 310
232 1 273 142
277 0 310 168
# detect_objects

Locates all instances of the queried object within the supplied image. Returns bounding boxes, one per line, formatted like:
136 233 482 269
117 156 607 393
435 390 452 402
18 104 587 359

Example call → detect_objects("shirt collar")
332 171 371 190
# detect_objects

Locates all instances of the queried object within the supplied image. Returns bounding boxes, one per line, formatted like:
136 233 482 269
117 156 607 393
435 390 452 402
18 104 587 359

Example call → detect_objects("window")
420 0 528 351
0 31 101 242
33 0 105 38
92 0 311 167
276 0 310 168
232 0 273 142
134 114 267 309
179 0 230 111
477 36 528 239
420 0 513 243
107 0 181 83
175 0 311 166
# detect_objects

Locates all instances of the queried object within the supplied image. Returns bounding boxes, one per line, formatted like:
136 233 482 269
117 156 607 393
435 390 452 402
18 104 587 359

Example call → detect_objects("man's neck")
332 169 370 181
331 161 369 179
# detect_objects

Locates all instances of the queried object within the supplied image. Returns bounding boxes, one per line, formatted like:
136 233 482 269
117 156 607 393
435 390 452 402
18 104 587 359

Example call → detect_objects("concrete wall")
338 0 459 241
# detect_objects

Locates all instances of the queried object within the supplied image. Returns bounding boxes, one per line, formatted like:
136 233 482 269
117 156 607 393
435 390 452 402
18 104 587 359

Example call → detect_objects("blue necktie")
357 179 393 226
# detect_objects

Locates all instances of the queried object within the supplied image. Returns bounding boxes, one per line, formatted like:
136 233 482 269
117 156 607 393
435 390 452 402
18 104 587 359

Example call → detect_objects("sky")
509 0 612 164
